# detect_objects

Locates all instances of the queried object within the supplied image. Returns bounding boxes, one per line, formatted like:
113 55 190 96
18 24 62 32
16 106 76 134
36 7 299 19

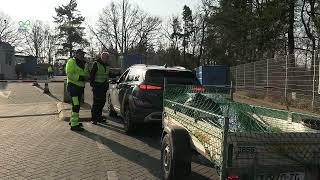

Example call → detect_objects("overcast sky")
0 0 201 27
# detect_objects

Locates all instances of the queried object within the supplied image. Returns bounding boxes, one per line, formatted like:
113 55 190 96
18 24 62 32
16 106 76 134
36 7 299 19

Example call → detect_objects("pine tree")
182 5 194 63
53 0 88 57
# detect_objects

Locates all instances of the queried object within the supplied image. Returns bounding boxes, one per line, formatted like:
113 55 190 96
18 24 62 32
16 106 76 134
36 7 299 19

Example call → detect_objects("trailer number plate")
236 146 256 158
256 172 304 180
238 146 255 154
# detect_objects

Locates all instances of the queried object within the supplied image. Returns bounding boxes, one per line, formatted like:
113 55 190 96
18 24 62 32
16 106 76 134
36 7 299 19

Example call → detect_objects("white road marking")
0 91 11 98
107 171 119 180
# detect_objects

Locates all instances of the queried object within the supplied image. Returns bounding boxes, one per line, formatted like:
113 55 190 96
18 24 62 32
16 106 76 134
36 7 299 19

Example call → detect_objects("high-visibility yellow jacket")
94 61 109 83
48 66 53 73
65 58 89 87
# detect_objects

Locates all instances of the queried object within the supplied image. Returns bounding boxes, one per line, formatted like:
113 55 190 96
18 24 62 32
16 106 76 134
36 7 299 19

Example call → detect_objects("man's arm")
90 62 98 85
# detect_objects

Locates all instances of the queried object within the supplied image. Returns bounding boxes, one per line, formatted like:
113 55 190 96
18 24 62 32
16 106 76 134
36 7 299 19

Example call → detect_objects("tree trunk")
288 0 295 65
287 0 296 98
198 13 207 66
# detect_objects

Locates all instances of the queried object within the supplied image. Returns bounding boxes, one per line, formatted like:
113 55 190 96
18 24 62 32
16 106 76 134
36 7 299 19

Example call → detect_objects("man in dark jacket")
90 52 110 124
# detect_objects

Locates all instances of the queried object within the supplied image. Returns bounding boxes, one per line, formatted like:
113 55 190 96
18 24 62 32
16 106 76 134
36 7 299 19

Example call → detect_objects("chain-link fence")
163 84 320 179
230 55 320 112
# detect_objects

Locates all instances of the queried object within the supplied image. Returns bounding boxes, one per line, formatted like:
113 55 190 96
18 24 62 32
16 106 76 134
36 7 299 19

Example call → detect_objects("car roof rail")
171 66 186 69
131 64 147 67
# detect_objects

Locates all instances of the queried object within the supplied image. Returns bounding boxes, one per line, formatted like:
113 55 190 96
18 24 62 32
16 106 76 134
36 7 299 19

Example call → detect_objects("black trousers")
91 85 107 121
67 83 84 113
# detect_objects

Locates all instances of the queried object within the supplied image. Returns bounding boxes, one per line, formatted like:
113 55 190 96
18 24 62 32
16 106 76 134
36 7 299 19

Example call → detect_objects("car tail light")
227 173 239 180
137 84 162 90
192 87 206 91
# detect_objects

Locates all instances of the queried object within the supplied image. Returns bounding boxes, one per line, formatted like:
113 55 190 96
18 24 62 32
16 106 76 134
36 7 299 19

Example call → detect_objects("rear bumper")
129 99 162 123
143 112 163 122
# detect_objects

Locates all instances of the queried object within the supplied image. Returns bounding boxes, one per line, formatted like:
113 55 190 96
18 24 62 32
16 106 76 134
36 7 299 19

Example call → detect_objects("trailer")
161 85 320 180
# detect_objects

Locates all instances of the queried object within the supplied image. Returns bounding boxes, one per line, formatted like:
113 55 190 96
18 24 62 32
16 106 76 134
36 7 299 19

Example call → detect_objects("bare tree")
132 13 161 52
0 12 20 44
44 29 59 64
99 2 121 58
98 0 160 56
23 20 49 62
300 0 319 69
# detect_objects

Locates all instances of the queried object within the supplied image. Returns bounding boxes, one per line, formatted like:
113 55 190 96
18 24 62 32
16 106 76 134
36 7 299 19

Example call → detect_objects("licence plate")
256 172 304 180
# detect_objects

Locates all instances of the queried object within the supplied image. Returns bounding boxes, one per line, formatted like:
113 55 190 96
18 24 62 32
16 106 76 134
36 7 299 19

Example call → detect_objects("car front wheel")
124 105 135 134
106 93 117 117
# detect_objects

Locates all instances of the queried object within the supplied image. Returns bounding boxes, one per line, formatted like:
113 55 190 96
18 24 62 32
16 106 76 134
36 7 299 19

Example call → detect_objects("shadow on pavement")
76 129 162 178
97 123 125 134
191 172 216 180
95 117 216 180
131 124 162 150
34 85 62 101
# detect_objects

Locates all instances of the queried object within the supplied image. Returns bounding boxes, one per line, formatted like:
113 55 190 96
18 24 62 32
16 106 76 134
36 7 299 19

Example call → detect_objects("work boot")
69 122 83 127
70 125 84 131
98 118 107 123
97 116 107 123
91 121 98 125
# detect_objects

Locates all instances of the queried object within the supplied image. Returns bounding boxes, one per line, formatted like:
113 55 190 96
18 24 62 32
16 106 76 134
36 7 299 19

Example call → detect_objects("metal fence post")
230 81 233 101
244 64 246 88
285 55 288 101
312 49 316 111
266 59 269 97
235 66 238 92
220 117 230 180
254 62 256 96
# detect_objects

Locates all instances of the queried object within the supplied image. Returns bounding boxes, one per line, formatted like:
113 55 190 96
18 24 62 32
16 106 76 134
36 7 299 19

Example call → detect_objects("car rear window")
145 70 200 85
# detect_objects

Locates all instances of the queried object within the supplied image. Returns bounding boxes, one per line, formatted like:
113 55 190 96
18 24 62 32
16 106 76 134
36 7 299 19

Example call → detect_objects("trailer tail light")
192 87 206 91
227 173 239 180
137 84 162 90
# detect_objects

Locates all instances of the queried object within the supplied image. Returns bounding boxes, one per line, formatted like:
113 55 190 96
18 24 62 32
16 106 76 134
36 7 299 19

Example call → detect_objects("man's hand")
79 76 90 82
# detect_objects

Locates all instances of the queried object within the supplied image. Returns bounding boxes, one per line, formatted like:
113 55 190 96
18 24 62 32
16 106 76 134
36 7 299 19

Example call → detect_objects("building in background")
0 42 15 79
15 55 37 76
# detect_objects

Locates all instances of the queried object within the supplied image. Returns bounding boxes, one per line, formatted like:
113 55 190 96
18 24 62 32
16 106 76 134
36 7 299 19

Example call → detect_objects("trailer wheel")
161 131 191 180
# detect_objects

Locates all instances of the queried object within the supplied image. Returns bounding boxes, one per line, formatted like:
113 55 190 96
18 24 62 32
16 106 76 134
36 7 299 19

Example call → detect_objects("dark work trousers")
91 85 108 122
67 83 84 114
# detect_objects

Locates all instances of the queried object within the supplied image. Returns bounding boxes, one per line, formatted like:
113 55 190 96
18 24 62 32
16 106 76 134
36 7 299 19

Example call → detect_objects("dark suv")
106 64 201 133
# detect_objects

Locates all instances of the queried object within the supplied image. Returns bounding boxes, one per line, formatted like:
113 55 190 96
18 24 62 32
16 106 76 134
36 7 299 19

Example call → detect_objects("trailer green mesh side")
163 85 320 177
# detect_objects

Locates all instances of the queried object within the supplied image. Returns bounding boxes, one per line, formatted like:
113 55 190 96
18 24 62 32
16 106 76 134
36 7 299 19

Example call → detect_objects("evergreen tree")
53 0 88 57
182 5 194 63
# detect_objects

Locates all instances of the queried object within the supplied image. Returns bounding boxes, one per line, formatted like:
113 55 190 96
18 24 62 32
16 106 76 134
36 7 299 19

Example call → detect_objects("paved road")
0 82 57 105
0 77 217 179
0 113 216 179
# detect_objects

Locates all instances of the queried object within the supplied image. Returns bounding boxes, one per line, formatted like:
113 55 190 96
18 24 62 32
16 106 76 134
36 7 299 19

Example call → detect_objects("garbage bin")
63 79 71 103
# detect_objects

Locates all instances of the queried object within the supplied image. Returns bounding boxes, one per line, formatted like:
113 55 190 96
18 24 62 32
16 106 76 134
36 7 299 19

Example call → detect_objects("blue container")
122 54 144 70
23 57 37 75
195 65 230 86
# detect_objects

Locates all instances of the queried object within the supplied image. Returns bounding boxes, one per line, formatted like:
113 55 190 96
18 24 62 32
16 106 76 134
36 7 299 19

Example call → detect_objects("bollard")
43 82 50 94
32 78 39 86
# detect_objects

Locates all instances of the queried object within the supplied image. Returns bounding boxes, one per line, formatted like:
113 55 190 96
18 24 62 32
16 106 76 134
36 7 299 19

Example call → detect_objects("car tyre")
161 132 191 180
106 93 117 117
124 105 135 134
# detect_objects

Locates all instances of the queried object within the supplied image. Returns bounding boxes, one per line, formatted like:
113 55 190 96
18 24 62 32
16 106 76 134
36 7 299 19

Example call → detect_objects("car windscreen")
145 69 200 85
